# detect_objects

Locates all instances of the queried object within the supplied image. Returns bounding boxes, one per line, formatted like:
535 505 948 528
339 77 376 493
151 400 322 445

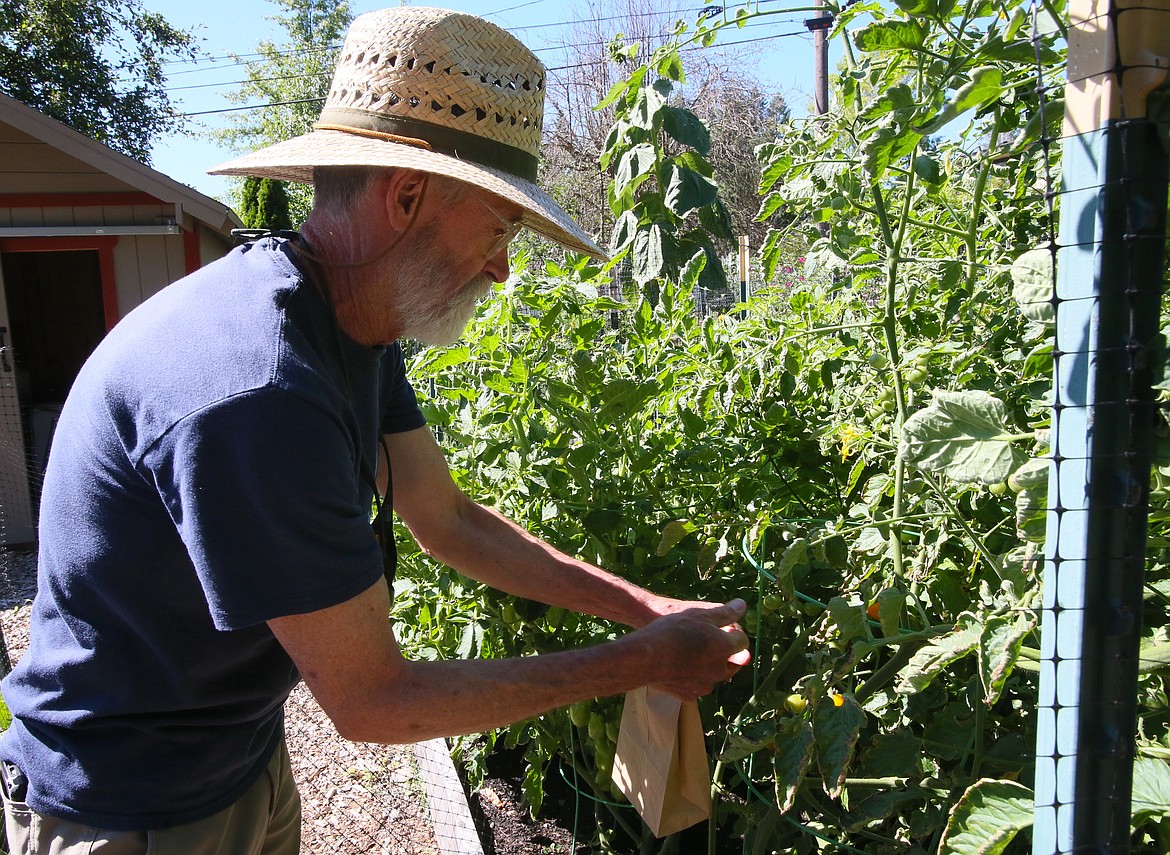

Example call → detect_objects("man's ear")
384 168 429 230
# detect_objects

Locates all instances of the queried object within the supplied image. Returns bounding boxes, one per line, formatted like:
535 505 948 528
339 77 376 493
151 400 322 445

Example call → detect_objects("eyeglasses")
468 190 523 259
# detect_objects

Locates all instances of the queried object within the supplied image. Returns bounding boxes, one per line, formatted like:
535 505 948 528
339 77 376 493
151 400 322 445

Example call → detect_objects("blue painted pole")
1032 1 1170 852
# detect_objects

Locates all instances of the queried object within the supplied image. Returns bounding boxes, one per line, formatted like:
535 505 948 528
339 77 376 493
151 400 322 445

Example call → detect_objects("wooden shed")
0 92 244 547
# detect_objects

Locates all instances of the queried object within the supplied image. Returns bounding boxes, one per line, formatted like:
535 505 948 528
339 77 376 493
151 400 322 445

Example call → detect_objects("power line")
159 2 810 77
163 14 810 97
172 26 810 118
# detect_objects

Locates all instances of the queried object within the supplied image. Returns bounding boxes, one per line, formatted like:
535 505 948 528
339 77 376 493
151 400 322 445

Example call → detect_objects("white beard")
391 228 495 346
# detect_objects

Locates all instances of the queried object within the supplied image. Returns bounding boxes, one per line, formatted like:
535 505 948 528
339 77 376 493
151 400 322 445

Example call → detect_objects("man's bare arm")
268 579 747 744
383 427 718 629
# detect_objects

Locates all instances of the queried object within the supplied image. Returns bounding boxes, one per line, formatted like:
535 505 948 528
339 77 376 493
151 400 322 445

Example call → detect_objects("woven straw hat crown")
210 6 605 259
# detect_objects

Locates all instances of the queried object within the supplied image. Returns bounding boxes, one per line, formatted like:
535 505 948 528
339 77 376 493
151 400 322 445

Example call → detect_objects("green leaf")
896 620 982 695
774 538 807 599
875 588 906 637
1132 757 1170 825
630 81 667 130
938 779 1033 855
610 210 639 255
664 164 719 216
614 143 657 198
717 720 777 763
862 730 924 778
419 345 471 372
598 379 658 421
913 153 943 186
661 105 710 154
631 224 666 284
679 250 707 290
773 716 816 812
915 67 1005 135
979 613 1032 705
813 694 866 798
827 597 870 645
655 51 686 83
596 66 646 111
862 122 923 179
893 0 957 17
657 519 697 556
853 19 928 52
899 390 1025 485
1011 247 1055 325
858 83 918 122
758 152 793 194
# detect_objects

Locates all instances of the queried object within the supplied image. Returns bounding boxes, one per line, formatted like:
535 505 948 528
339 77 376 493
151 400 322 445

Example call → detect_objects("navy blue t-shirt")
0 238 425 829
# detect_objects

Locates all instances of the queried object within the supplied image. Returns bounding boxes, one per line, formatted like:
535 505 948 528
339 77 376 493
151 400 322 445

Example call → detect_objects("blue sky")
145 0 836 202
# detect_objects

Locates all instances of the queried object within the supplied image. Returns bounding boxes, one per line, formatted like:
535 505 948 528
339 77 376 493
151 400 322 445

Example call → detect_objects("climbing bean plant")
388 1 1170 852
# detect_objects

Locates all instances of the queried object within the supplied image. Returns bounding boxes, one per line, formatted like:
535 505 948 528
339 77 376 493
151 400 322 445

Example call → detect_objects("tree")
539 0 788 260
213 0 353 224
240 177 294 231
0 0 198 164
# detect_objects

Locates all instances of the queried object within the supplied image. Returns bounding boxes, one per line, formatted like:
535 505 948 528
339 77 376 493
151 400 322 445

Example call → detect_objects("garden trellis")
1033 0 1170 852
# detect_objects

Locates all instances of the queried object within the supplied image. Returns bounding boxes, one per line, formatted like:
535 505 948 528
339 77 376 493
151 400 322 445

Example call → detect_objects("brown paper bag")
610 685 711 837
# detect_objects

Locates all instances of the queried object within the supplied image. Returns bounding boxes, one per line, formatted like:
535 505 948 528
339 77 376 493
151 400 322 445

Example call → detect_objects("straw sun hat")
209 6 605 260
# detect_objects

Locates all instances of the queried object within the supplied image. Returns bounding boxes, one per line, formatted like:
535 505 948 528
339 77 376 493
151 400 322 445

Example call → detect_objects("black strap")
368 434 397 591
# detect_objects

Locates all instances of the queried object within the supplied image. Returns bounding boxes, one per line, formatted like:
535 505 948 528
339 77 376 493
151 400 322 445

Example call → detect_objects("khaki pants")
1 741 300 855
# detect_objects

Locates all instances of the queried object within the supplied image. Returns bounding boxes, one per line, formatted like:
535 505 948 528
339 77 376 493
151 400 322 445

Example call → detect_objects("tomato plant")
387 0 1170 851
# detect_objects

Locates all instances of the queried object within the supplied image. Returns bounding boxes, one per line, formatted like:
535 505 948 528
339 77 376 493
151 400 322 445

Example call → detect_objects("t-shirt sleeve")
380 343 427 435
145 388 385 631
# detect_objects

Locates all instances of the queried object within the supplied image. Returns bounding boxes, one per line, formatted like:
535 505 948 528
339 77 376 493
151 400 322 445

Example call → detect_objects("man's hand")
635 599 751 701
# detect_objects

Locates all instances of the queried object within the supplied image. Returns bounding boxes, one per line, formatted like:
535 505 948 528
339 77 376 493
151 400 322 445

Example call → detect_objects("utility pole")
805 1 833 115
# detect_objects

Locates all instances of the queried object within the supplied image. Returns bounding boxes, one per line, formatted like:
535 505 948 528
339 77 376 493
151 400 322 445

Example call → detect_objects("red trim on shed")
0 236 120 330
0 192 162 208
183 228 202 275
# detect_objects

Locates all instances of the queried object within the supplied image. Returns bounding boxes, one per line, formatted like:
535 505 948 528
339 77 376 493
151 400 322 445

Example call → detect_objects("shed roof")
0 92 243 235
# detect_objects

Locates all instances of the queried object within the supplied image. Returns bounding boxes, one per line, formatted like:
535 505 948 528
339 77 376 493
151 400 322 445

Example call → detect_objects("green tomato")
588 712 607 741
989 481 1008 496
784 694 808 714
569 700 592 729
743 609 759 635
762 592 784 615
905 366 928 385
868 353 890 370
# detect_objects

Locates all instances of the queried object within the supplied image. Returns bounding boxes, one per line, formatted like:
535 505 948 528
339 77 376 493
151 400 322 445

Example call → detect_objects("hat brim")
209 130 608 261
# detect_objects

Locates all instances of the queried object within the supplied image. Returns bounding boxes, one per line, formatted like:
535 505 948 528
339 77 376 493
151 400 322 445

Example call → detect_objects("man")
0 7 748 853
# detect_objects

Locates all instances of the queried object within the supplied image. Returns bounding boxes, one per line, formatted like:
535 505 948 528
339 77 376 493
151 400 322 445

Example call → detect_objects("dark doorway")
1 249 106 407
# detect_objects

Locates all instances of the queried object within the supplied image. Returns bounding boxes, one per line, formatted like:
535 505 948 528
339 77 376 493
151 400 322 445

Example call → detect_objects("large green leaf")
938 779 1033 855
900 390 1025 484
661 105 710 154
1011 247 1056 325
896 619 982 695
862 121 923 178
893 0 958 17
813 694 866 798
631 224 666 284
979 613 1032 705
915 68 1006 135
773 716 816 812
1132 757 1170 826
614 143 657 198
663 164 719 216
853 19 928 52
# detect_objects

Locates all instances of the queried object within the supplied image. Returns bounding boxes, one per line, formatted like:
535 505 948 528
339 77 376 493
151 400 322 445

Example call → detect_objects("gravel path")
0 549 444 854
